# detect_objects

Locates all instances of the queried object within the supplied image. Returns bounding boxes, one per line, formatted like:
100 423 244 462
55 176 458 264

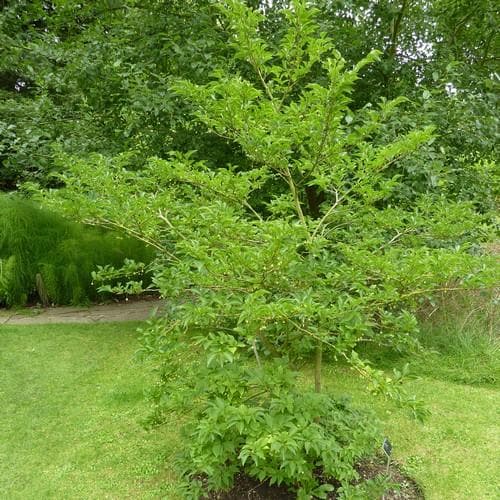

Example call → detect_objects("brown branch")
387 0 409 61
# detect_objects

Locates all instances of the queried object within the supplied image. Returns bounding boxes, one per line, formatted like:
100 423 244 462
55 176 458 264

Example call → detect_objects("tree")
311 0 499 206
39 1 497 496
0 0 235 189
2 0 497 196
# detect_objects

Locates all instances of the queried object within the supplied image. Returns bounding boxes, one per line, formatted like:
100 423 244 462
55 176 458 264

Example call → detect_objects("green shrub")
183 391 379 499
142 327 380 499
0 193 154 307
43 1 497 496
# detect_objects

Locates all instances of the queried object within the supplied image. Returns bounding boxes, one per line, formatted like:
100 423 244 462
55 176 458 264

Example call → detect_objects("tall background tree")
1 0 497 202
0 0 234 189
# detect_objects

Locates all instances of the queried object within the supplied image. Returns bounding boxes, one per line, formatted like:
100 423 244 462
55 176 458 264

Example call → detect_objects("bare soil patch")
203 457 423 499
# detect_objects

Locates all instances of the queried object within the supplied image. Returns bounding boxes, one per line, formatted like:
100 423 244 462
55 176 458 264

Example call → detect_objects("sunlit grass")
0 322 181 499
321 366 500 500
1 317 498 499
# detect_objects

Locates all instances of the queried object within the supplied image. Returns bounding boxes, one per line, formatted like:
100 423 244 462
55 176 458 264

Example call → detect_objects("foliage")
143 326 380 497
0 0 234 189
1 0 497 197
92 259 153 297
312 0 499 210
139 323 380 496
0 193 153 306
183 393 378 499
39 1 498 496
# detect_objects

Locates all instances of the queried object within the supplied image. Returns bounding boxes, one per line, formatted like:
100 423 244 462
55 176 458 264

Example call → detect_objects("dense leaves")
4 0 497 498
0 0 235 189
1 0 498 193
0 194 153 306
36 2 498 497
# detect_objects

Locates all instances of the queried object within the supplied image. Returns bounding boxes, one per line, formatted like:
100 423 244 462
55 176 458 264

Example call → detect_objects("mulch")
203 456 424 499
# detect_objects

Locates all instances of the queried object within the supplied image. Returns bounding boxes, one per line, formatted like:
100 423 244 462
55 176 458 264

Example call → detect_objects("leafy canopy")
37 0 497 497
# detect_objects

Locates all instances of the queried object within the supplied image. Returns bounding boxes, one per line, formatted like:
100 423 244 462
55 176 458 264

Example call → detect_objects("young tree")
39 1 496 497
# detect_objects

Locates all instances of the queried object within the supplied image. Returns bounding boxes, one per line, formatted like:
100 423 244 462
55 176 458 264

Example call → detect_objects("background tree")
2 0 497 203
0 0 236 189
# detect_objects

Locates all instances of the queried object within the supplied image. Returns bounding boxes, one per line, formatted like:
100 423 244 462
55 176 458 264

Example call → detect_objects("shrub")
140 327 380 499
184 392 379 499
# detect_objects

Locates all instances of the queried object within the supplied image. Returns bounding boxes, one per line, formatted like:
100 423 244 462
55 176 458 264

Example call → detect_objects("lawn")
0 323 180 499
1 321 498 499
322 367 500 500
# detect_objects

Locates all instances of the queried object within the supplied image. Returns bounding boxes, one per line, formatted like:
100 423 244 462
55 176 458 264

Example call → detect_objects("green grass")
355 293 499 389
321 367 500 500
0 193 154 307
0 322 180 499
413 290 499 387
1 319 498 499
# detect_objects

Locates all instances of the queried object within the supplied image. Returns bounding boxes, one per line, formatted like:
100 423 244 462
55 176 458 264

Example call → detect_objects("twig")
252 338 262 367
176 177 263 222
377 229 414 251
400 285 495 301
283 165 310 235
84 217 173 256
157 211 188 240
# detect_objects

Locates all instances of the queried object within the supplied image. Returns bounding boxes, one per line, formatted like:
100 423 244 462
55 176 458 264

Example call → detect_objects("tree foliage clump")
1 0 498 199
0 0 234 190
40 1 498 497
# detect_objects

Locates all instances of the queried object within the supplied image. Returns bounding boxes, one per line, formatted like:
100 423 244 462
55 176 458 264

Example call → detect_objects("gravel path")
0 299 166 325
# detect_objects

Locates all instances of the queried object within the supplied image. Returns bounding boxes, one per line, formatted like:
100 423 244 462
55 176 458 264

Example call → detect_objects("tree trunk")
314 341 322 393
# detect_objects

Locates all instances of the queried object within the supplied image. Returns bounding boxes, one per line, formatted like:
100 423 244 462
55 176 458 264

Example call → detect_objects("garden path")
0 299 165 325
